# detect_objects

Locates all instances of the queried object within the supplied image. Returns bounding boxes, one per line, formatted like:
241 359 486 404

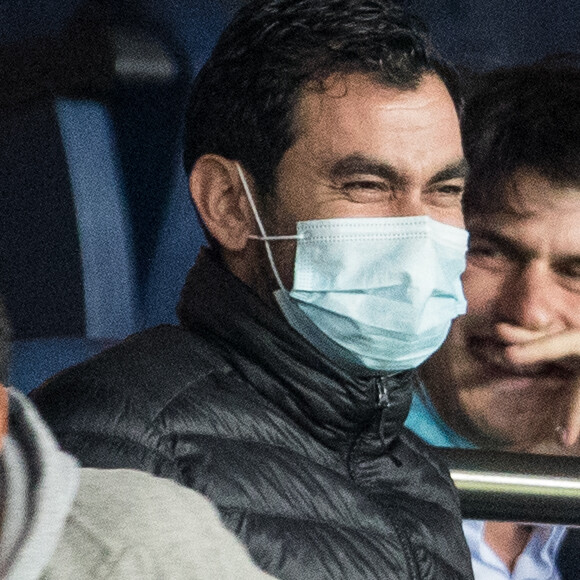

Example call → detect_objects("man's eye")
342 180 387 191
557 261 580 281
428 180 465 197
556 261 580 294
467 243 509 269
424 182 464 207
339 180 391 202
436 184 464 196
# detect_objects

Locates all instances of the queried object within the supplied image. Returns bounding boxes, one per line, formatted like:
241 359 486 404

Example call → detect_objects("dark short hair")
462 55 580 218
183 0 460 199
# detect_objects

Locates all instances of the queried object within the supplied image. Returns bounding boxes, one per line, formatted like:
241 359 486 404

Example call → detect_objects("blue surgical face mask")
236 164 468 372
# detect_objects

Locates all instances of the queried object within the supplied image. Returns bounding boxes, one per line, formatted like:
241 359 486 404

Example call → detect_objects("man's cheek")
462 268 503 315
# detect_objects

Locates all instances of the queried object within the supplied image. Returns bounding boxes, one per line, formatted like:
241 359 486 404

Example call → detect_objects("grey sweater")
0 390 274 579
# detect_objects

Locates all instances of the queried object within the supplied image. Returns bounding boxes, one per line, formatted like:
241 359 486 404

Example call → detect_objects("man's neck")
484 521 534 573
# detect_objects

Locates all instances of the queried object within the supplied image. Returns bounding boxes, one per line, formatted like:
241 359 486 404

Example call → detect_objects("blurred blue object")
0 1 232 390
112 0 232 324
11 338 115 394
56 99 140 339
0 8 157 392
1 98 140 393
144 165 206 327
110 0 230 77
110 1 231 294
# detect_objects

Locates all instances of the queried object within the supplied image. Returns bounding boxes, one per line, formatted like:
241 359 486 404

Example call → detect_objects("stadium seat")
0 97 139 393
0 6 177 392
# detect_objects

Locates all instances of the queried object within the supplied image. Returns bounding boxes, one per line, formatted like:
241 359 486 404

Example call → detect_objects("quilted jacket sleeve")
29 326 194 483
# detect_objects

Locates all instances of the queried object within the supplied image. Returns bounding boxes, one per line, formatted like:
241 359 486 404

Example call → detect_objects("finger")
495 323 546 344
504 331 580 367
562 378 580 448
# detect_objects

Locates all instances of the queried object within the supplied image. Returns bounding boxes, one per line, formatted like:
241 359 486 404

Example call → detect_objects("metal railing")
440 448 580 526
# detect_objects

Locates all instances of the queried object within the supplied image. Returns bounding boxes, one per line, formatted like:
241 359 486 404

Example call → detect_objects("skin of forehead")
466 169 580 256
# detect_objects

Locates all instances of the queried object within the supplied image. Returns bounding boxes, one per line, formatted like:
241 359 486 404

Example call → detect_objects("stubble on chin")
458 380 573 453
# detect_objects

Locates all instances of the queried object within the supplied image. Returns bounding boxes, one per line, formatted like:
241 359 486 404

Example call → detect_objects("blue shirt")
405 386 567 580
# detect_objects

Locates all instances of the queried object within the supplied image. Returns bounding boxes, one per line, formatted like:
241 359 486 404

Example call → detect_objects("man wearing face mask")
31 1 473 578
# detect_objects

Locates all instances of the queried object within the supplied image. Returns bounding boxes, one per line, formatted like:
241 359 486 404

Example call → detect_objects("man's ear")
189 155 255 251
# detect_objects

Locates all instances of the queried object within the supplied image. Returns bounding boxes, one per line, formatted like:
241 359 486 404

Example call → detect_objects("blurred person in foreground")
30 0 475 578
406 58 580 580
0 297 273 579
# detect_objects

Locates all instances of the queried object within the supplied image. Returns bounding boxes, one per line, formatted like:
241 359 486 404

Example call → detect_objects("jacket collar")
0 390 79 578
178 249 414 446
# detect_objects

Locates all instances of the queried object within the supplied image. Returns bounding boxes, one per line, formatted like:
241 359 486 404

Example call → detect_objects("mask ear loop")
235 162 292 291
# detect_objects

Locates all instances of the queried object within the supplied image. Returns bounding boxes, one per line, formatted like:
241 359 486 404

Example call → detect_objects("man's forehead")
283 72 462 184
468 168 580 221
505 169 580 212
292 72 456 134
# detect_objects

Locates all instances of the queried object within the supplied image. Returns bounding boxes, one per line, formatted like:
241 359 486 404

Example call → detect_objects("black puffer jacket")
32 250 474 580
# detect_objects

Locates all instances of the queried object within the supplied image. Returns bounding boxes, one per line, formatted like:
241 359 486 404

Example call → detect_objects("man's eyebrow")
471 228 580 266
328 155 408 188
426 158 468 186
328 155 468 189
469 229 534 262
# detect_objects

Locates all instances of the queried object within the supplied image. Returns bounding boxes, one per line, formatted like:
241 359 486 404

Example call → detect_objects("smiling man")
406 59 580 579
31 1 473 578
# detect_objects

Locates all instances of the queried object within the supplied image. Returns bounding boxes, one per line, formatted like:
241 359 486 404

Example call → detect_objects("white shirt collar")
463 520 567 580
